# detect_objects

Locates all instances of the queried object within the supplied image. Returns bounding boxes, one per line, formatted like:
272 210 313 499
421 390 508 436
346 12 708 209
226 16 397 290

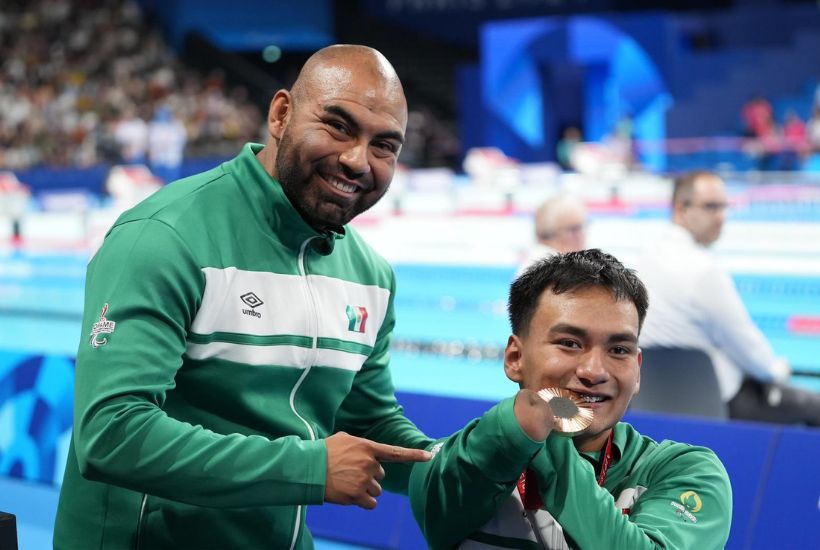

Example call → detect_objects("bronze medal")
537 387 594 436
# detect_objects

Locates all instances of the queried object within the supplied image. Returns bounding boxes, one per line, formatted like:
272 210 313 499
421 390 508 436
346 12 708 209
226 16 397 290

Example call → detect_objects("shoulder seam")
112 217 199 265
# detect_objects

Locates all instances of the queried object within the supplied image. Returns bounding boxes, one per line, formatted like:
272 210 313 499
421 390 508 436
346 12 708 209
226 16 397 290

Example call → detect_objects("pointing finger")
370 442 433 463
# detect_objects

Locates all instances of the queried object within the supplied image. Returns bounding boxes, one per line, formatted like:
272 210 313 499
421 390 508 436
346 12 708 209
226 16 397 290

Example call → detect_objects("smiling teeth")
582 395 605 403
330 178 357 193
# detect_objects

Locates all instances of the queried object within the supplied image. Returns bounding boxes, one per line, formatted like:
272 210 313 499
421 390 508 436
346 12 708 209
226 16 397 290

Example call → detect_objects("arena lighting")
262 44 282 63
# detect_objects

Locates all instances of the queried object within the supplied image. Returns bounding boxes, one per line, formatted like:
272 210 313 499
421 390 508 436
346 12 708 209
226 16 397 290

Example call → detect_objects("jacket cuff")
303 438 328 504
468 396 545 482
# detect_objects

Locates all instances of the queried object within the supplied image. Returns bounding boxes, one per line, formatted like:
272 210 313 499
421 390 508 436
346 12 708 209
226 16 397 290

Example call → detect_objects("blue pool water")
1 252 819 392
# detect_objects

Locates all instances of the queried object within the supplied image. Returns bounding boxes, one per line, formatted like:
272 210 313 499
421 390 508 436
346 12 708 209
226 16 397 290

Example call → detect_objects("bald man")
54 45 433 549
518 195 588 275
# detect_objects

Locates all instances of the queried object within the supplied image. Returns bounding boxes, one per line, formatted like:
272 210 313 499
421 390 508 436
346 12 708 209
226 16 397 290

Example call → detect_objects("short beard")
274 129 324 230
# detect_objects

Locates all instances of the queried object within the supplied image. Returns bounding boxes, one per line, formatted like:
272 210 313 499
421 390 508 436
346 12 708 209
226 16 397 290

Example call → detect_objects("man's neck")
574 428 612 453
254 145 277 179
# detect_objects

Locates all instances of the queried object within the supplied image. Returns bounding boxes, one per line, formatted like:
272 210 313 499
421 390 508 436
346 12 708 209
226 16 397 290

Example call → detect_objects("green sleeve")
334 273 434 494
408 397 544 548
534 435 732 549
73 219 326 508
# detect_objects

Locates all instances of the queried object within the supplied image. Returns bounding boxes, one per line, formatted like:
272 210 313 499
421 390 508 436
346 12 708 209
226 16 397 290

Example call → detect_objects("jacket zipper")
134 238 323 550
287 236 321 550
134 493 147 549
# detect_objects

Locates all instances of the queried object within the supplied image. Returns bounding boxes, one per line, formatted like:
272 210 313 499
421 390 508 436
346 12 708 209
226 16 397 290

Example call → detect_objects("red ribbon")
517 430 615 511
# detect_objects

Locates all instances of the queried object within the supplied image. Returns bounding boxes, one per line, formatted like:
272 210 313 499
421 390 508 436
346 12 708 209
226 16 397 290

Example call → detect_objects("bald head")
535 195 588 253
290 45 406 118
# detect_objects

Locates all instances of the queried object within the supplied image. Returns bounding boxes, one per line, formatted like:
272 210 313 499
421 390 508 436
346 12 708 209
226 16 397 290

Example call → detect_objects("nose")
339 142 370 179
576 350 609 386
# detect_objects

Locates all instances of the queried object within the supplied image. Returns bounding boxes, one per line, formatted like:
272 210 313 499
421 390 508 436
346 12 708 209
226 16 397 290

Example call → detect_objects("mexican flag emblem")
346 305 368 333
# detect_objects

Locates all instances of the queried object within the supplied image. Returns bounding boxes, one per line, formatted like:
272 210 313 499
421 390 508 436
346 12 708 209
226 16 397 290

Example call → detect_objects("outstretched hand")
324 432 432 509
514 388 555 441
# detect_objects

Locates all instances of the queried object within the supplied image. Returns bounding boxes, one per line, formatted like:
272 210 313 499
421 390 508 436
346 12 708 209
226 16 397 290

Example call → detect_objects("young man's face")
504 286 642 452
270 63 406 230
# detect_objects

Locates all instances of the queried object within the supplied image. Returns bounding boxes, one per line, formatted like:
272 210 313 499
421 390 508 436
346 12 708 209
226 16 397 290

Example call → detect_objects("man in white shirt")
637 170 820 425
517 195 587 275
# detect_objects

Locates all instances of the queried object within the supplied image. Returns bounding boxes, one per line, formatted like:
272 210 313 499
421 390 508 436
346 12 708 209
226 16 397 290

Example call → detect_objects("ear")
504 335 525 384
267 89 292 140
672 201 688 225
634 347 643 395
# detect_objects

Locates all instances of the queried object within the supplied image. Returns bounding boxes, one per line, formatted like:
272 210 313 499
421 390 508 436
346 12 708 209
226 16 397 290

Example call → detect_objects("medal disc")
537 387 594 436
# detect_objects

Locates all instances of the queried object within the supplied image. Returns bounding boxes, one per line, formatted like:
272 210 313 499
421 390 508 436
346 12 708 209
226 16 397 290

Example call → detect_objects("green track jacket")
54 143 432 549
410 398 732 549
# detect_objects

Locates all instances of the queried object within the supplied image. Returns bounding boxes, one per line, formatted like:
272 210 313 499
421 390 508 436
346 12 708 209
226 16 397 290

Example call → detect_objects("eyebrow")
549 323 638 345
323 104 405 145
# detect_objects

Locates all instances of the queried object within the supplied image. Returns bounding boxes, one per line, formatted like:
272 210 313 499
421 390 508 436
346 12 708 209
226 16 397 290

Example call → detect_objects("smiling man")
256 46 406 230
410 249 732 549
54 45 432 550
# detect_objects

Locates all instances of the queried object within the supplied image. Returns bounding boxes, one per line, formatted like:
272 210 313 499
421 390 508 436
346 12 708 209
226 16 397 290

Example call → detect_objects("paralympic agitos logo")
90 303 116 348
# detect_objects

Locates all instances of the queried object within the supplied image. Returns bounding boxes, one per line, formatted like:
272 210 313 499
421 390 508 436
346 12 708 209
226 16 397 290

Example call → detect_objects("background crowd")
0 0 262 170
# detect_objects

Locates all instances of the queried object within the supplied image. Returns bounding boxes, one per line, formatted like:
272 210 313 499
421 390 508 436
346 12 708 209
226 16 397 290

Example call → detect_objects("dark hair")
509 249 649 336
672 170 715 208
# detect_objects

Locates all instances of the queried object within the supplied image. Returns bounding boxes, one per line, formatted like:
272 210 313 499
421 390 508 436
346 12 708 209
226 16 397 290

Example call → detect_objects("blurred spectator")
556 125 582 171
399 109 428 168
462 147 519 187
808 105 820 154
114 107 148 164
0 171 30 243
569 114 636 175
637 171 820 426
147 104 187 182
610 114 637 170
399 106 460 169
780 110 807 170
742 95 775 139
741 95 778 170
517 194 588 275
0 0 261 170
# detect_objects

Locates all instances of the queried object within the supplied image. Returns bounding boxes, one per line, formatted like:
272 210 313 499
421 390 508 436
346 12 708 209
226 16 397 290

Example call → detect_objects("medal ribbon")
517 430 615 511
596 429 615 487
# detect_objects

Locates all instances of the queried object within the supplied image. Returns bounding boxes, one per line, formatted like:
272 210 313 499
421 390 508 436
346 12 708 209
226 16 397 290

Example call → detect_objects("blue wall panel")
0 352 74 485
748 429 820 549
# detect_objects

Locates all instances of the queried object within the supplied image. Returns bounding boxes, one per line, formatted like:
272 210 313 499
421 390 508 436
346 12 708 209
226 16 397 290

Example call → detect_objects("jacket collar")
228 143 343 255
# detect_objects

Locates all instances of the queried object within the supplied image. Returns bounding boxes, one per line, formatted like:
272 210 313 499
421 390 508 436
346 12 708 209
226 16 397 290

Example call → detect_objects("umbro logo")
241 292 263 318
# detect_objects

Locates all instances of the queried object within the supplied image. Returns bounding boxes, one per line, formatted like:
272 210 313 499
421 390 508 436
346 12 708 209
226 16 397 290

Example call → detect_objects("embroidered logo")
241 292 264 318
346 305 368 333
89 303 116 348
670 491 702 523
